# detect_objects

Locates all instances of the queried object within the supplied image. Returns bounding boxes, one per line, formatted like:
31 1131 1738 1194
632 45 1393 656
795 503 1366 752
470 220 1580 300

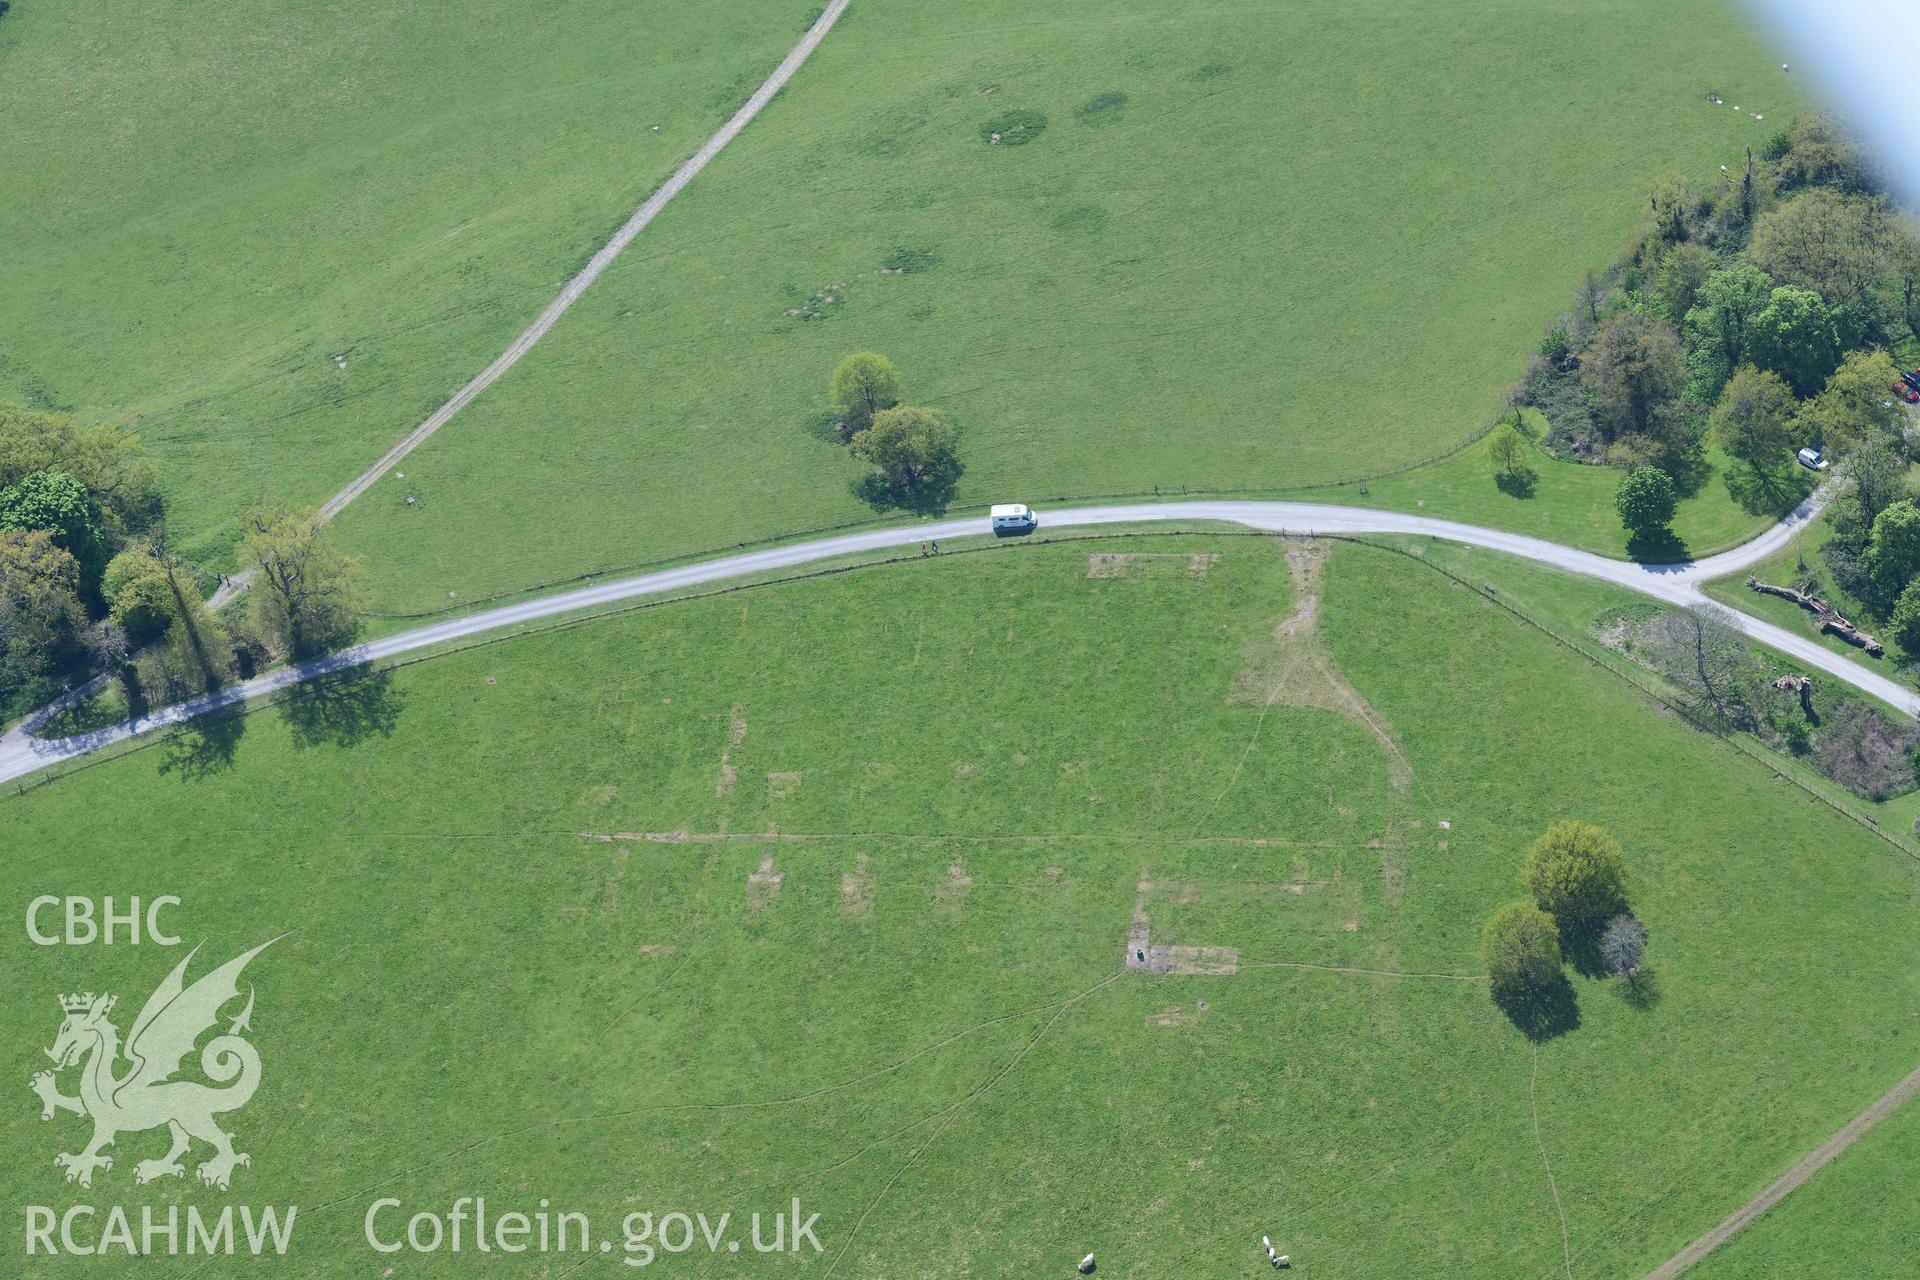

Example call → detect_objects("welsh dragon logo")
29 938 280 1190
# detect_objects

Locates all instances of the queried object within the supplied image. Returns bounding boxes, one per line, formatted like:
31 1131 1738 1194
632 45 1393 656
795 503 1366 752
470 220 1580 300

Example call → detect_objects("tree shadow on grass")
1724 461 1815 518
1494 467 1539 499
1492 975 1581 1043
851 472 962 517
157 709 247 781
1610 967 1662 1011
278 667 404 750
1626 528 1690 565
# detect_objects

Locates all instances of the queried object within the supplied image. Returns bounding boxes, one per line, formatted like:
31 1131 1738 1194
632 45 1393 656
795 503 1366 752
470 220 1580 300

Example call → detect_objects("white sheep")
1078 1252 1096 1274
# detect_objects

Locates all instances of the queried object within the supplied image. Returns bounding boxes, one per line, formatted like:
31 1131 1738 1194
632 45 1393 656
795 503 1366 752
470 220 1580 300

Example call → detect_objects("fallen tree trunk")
1745 577 1883 656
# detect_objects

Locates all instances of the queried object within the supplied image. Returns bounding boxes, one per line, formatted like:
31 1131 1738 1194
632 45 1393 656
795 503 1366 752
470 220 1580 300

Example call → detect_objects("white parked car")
990 503 1039 535
1796 447 1828 472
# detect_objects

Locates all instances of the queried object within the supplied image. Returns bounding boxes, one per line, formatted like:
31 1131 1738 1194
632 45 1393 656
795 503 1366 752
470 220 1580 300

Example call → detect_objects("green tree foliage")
0 528 86 687
1846 437 1910 531
1581 309 1686 441
1892 218 1920 341
1682 263 1774 398
848 406 965 512
1482 902 1563 996
1520 819 1627 925
828 352 901 436
1710 366 1797 472
1867 500 1920 600
0 470 106 591
1747 189 1894 307
1796 349 1903 455
1772 114 1872 193
241 500 365 659
1747 286 1841 397
1645 174 1698 249
0 403 157 540
1614 466 1677 537
102 543 176 646
1652 242 1717 326
1487 422 1535 486
1890 578 1920 653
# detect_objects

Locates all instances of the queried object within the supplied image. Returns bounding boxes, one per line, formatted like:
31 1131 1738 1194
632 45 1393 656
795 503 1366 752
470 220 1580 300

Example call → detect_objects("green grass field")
317 0 1799 613
1690 1099 1920 1279
0 0 821 565
7 536 1916 1275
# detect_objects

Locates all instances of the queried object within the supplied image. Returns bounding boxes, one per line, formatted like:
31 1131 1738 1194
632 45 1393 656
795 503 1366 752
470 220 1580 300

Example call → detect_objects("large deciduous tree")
1868 500 1920 601
1747 188 1895 308
1746 285 1842 397
1682 263 1775 398
241 501 364 659
1520 820 1627 927
1797 349 1903 456
828 352 901 437
0 470 106 593
0 529 86 679
1614 466 1677 539
1582 309 1686 442
1710 366 1797 473
848 406 964 512
1483 902 1564 997
0 403 157 541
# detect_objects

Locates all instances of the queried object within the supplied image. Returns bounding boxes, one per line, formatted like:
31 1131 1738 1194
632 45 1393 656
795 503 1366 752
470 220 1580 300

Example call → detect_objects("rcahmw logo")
22 938 298 1259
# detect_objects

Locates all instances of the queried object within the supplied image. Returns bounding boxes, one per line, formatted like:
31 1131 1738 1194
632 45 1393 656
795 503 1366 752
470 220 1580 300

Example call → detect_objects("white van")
990 503 1039 535
1796 447 1828 472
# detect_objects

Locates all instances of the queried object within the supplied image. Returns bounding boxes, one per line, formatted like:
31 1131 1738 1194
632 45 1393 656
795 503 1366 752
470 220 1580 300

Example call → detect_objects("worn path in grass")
11 489 1894 789
205 0 854 612
1640 1060 1920 1279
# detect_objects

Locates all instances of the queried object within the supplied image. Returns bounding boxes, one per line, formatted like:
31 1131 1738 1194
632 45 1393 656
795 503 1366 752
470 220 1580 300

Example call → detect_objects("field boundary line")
1639 1059 1920 1280
207 0 854 610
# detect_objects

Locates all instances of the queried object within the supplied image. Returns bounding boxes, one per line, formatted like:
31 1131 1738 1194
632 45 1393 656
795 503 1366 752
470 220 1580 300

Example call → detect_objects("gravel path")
205 0 854 612
1640 1060 1920 1279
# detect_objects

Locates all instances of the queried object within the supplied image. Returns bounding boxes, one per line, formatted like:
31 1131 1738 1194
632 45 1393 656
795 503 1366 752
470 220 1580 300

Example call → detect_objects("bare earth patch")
1230 540 1413 795
767 770 802 800
716 703 749 797
747 854 783 913
840 853 875 918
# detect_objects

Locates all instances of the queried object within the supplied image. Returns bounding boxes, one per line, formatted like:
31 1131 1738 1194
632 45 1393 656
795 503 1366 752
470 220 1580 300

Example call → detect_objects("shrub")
1520 820 1627 926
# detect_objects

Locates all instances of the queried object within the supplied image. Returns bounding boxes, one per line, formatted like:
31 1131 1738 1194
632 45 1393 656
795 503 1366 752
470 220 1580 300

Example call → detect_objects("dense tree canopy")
1747 189 1894 307
1520 820 1627 925
1797 349 1903 455
1746 285 1842 397
242 500 364 659
1709 366 1796 472
1614 467 1677 538
1482 902 1563 996
829 352 902 436
1582 309 1686 441
848 406 964 512
1682 263 1775 398
0 470 106 591
0 403 156 540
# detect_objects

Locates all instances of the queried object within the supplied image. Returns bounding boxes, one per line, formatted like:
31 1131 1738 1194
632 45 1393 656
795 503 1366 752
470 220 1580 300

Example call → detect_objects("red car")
1894 380 1919 404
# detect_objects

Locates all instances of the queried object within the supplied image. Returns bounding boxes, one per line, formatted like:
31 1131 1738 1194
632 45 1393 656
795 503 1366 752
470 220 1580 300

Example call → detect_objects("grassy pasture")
0 0 821 564
326 0 1798 613
5 537 1916 1275
1689 1099 1920 1279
